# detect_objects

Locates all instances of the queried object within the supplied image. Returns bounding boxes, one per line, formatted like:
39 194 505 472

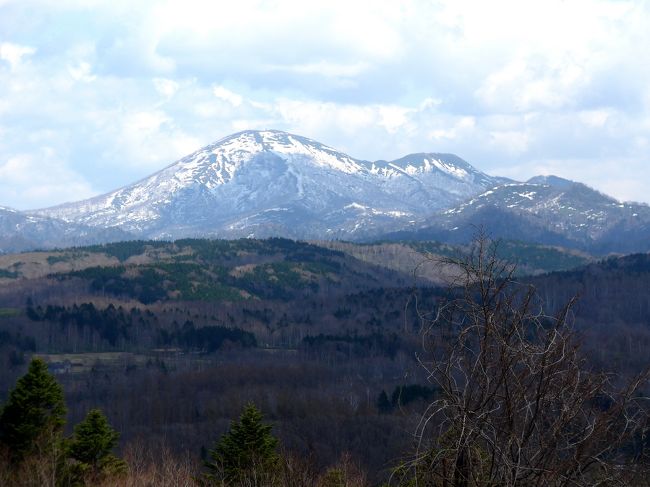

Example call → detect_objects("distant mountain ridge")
382 177 650 253
32 130 504 240
0 205 133 253
0 130 648 254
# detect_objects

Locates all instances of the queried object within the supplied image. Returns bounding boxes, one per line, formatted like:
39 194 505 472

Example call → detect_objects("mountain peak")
527 175 576 189
32 130 503 240
214 129 337 153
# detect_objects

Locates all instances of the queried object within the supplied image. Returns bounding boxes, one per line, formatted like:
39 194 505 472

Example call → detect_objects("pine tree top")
0 358 67 461
69 408 120 466
205 402 279 482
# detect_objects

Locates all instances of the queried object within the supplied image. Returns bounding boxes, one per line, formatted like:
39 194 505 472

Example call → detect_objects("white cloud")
123 110 169 134
67 61 96 82
476 55 589 112
1 0 650 209
378 105 410 134
429 117 476 142
264 61 370 79
0 42 35 70
578 109 612 128
0 149 95 209
153 78 179 98
487 130 531 155
212 86 243 107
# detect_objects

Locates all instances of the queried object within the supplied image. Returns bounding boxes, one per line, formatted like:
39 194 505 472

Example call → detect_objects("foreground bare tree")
401 235 650 486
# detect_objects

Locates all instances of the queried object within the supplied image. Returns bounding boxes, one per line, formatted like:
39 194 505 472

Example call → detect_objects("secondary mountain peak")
384 176 650 254
527 175 576 189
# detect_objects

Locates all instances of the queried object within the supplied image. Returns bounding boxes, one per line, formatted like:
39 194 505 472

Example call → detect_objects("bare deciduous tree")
401 235 650 486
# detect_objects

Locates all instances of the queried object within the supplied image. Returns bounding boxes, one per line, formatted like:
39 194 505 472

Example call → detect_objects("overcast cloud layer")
1 0 650 209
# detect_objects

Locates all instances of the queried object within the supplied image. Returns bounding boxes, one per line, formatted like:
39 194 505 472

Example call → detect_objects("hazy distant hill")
0 206 133 254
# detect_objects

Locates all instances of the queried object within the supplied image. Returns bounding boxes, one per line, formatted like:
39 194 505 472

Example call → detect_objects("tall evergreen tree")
68 408 126 481
0 358 66 462
204 403 279 483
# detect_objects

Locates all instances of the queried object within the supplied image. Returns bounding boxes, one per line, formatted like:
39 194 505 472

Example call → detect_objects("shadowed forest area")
0 237 649 485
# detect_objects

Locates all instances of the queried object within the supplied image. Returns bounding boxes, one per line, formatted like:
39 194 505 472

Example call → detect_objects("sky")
1 0 650 209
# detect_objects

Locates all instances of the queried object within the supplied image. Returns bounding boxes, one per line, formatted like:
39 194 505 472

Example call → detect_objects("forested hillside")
0 237 647 484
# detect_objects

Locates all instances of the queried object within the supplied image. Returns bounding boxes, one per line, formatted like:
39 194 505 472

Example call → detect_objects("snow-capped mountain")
0 206 133 253
34 130 504 240
384 176 650 253
3 130 648 254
